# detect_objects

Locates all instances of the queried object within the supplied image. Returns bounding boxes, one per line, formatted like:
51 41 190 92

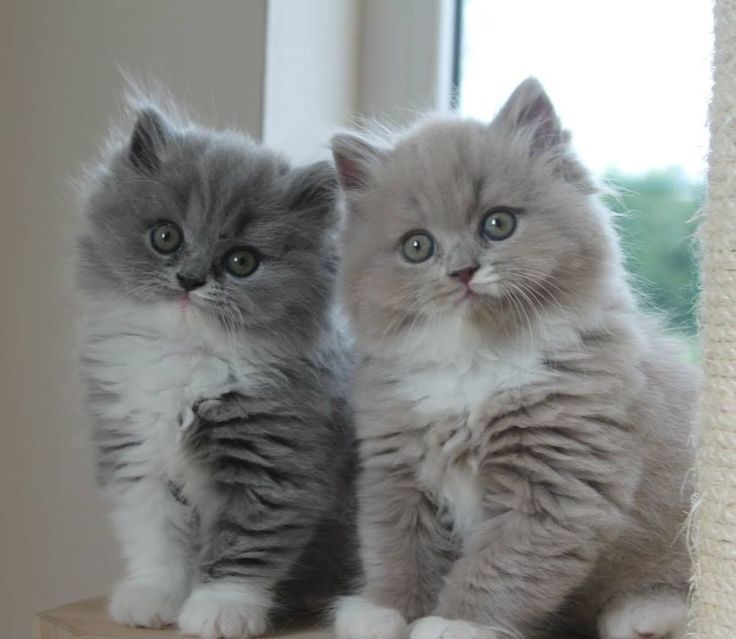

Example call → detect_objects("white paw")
108 578 187 628
411 616 497 639
178 582 270 639
334 595 408 639
179 406 196 431
599 593 688 639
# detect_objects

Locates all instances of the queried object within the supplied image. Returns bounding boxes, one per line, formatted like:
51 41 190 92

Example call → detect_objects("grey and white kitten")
331 78 695 639
78 103 356 639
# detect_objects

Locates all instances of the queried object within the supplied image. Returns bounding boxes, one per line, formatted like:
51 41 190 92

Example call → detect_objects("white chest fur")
386 317 557 534
84 301 257 488
417 352 546 534
387 314 554 418
396 348 544 420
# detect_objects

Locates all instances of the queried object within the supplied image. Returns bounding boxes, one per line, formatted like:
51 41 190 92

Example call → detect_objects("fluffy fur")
78 101 356 638
331 78 695 639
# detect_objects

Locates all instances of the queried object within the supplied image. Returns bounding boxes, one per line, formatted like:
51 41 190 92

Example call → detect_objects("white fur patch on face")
598 593 687 639
178 581 271 639
468 266 501 297
410 616 498 639
334 596 407 639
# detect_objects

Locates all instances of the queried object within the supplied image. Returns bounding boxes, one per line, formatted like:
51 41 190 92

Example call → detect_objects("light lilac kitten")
331 78 695 639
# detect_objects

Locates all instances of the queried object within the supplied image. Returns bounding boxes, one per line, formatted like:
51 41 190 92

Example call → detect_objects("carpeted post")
691 0 736 636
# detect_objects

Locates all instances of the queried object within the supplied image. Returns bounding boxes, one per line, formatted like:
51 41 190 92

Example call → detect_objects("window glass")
456 0 712 340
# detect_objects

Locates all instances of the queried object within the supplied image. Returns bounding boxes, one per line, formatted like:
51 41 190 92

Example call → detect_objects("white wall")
263 0 360 163
262 0 452 155
0 2 266 637
358 0 455 123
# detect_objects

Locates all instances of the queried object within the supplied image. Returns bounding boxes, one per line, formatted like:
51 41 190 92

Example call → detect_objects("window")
454 0 712 340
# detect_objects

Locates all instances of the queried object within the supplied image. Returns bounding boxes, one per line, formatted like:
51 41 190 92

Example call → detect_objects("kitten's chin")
178 292 214 313
450 290 482 316
171 294 215 323
450 286 501 316
175 294 207 317
447 292 521 341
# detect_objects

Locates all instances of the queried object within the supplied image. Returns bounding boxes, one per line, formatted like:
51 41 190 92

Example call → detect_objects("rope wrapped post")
692 0 736 636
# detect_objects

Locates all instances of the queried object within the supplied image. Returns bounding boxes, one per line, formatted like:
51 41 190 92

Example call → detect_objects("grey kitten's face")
333 78 615 345
80 108 337 335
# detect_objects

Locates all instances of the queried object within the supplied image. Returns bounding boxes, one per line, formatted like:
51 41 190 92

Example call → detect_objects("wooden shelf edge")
33 598 331 639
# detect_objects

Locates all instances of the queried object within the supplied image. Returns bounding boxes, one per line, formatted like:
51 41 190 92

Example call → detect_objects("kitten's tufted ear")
331 133 384 191
287 160 338 215
494 77 566 156
495 77 595 193
128 107 172 174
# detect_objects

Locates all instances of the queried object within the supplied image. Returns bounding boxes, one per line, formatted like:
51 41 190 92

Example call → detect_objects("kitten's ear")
495 78 595 193
494 77 565 156
287 161 338 216
331 133 383 191
128 107 172 173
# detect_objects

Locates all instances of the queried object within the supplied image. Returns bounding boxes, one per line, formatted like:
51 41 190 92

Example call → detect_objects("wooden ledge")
34 598 331 639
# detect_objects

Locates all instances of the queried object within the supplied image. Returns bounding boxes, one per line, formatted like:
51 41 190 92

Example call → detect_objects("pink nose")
449 265 479 285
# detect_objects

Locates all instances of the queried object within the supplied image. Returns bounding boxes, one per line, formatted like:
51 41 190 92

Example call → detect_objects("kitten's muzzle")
177 273 207 292
449 264 479 285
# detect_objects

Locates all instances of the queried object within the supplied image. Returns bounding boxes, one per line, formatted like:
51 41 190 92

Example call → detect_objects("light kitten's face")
80 108 336 337
333 78 616 348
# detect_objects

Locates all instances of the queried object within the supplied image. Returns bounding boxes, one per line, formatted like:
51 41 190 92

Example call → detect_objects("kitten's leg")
598 591 687 639
334 597 408 639
177 394 337 639
334 464 456 639
426 482 627 638
107 477 193 628
421 401 644 639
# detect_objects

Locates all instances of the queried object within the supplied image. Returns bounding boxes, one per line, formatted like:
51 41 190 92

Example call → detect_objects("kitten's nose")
449 264 479 285
177 273 207 292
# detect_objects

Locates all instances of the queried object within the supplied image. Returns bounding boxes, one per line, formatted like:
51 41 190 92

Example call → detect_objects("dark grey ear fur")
287 160 338 214
129 107 172 173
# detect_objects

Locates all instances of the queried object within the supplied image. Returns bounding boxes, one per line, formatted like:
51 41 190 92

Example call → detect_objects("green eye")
150 222 183 254
224 248 259 277
401 231 435 263
481 209 517 241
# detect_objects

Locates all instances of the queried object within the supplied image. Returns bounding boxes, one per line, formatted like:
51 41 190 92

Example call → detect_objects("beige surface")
0 2 266 638
33 599 330 639
692 1 736 636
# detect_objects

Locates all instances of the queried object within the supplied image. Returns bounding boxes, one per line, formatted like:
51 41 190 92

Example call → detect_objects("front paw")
178 582 270 639
334 596 408 639
598 593 687 639
179 406 197 431
411 617 497 639
193 393 244 424
108 578 188 629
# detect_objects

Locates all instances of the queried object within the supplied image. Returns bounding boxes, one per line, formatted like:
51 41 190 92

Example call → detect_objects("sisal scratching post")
692 0 736 636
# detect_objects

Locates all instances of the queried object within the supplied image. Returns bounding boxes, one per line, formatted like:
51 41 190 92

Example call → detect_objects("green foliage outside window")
604 169 703 338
